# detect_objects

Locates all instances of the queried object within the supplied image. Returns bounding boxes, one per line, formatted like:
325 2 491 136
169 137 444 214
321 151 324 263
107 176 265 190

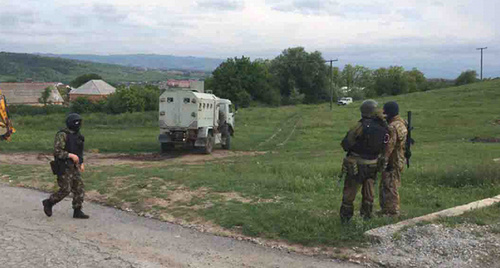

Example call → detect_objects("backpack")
350 118 389 159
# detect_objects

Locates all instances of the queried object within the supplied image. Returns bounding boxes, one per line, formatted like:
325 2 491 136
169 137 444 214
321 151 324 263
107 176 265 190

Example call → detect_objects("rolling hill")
0 52 208 84
46 54 224 72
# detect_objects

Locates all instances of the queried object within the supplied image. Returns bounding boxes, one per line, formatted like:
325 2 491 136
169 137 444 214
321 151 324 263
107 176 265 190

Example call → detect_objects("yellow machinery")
0 89 15 141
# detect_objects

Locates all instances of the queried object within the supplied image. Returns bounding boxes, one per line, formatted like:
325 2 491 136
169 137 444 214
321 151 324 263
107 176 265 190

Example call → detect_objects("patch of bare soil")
0 150 266 167
85 190 108 203
470 137 500 143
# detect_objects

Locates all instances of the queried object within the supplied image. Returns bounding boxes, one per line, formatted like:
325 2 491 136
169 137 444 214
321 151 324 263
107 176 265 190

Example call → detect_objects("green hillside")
1 80 499 247
0 52 204 84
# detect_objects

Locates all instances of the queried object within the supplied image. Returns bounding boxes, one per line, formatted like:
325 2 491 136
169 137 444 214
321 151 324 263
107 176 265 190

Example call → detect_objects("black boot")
340 204 354 224
42 199 53 217
360 202 373 221
73 208 89 219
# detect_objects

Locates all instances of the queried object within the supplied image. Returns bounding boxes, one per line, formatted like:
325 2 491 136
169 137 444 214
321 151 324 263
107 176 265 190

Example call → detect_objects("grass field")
1 80 499 247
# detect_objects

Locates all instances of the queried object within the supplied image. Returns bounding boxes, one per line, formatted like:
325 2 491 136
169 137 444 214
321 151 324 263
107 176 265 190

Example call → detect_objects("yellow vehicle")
0 89 15 141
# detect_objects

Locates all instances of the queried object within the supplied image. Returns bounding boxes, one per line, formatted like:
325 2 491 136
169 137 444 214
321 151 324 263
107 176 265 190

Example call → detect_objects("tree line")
205 47 481 107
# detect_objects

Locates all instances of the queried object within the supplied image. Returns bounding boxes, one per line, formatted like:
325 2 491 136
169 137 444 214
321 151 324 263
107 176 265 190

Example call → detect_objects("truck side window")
229 104 233 113
167 97 174 103
184 98 190 103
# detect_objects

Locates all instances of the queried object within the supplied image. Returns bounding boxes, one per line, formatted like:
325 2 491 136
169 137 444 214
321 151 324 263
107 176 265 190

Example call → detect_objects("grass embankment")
1 80 499 247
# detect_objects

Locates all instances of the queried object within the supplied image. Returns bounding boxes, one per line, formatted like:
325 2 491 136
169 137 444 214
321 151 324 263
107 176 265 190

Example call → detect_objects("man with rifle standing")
378 101 412 217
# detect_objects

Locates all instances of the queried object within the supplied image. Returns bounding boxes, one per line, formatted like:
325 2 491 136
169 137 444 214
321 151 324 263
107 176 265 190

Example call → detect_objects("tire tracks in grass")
257 112 302 150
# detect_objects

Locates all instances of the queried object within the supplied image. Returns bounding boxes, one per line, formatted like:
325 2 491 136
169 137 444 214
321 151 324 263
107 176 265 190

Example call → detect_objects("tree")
372 66 409 96
455 70 478 86
405 68 427 92
38 87 52 106
206 56 279 107
270 47 328 104
341 64 372 90
69 73 102 88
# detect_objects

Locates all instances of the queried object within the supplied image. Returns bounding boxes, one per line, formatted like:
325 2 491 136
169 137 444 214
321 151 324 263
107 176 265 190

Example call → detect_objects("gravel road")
0 185 359 268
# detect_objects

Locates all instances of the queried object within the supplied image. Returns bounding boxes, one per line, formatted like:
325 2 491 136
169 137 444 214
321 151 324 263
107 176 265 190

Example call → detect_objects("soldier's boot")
73 208 89 219
360 202 373 221
42 199 54 217
340 204 354 224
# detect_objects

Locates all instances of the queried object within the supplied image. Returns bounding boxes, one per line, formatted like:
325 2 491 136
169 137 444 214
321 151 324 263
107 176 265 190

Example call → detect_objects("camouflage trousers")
340 160 378 222
49 167 84 209
379 167 403 215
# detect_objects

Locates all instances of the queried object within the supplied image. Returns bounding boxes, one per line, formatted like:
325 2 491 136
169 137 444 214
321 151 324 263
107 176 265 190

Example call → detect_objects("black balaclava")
66 113 82 132
383 101 399 121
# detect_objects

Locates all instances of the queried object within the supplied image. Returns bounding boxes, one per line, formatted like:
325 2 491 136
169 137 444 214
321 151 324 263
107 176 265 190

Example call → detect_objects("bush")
8 105 69 116
455 70 478 86
69 85 161 114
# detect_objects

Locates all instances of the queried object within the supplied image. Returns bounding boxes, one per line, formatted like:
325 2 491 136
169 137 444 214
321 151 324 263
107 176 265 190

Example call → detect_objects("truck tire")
203 132 214 154
222 135 231 150
161 142 174 153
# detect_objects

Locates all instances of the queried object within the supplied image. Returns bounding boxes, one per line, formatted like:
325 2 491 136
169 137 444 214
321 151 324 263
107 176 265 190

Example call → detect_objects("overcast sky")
0 0 498 78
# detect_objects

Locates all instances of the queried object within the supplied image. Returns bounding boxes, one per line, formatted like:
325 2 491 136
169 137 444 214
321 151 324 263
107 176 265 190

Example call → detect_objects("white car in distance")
337 97 353 106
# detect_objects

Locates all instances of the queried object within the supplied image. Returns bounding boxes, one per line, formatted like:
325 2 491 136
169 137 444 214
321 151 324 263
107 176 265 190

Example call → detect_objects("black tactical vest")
61 129 85 164
350 118 388 160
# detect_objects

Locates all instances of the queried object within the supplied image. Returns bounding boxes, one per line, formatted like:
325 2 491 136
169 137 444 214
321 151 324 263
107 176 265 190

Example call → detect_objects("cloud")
0 10 36 27
196 0 244 11
91 3 128 23
267 0 341 15
0 0 498 78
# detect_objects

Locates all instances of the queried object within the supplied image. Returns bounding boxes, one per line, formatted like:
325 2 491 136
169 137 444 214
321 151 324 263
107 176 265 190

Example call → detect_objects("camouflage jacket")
54 128 84 164
384 115 407 171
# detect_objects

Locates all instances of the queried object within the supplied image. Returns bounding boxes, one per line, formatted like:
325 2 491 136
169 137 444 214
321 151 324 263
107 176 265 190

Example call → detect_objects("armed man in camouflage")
42 113 89 219
379 101 407 216
340 100 389 223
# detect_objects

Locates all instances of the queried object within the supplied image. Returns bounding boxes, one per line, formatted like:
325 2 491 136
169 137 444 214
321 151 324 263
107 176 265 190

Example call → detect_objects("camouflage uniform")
379 115 407 215
340 107 388 222
48 129 85 209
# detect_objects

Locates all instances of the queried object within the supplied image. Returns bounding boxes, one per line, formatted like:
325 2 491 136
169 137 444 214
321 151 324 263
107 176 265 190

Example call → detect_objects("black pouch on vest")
50 161 58 175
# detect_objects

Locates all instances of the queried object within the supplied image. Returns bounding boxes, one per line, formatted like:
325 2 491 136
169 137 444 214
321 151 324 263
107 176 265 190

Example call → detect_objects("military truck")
158 81 235 154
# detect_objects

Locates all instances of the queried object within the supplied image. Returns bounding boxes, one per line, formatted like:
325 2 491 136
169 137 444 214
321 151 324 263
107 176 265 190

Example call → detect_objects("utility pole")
476 47 487 80
325 59 339 110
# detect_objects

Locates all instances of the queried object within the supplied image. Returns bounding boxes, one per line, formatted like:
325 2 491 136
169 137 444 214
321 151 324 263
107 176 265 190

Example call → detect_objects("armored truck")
158 81 235 154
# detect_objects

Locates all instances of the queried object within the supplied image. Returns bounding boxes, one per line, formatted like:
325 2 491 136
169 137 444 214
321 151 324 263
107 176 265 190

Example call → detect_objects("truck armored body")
158 81 235 154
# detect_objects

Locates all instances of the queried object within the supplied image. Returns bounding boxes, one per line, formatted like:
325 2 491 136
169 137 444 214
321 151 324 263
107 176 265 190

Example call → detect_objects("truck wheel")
222 135 231 150
203 132 214 154
161 142 174 153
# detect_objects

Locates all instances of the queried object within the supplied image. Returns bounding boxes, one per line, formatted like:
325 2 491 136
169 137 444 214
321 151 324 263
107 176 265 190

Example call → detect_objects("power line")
476 47 487 80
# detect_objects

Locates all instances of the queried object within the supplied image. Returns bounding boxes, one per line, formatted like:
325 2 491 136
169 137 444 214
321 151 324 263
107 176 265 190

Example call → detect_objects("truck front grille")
171 131 186 142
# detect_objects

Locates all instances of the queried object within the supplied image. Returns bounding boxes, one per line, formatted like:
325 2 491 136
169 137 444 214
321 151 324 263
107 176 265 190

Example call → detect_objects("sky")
0 0 498 78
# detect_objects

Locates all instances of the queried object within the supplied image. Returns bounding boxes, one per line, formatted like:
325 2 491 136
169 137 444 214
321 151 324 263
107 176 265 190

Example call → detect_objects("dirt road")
0 185 359 268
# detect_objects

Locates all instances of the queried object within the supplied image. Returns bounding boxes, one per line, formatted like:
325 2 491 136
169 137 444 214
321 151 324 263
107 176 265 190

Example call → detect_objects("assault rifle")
405 111 415 168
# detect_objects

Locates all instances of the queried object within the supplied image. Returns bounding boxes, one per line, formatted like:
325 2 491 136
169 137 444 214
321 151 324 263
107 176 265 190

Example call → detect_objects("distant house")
0 82 65 105
166 79 194 88
69 80 116 101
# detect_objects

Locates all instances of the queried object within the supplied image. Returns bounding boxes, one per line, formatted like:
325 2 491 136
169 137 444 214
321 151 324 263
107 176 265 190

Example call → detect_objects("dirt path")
0 185 359 268
0 151 266 167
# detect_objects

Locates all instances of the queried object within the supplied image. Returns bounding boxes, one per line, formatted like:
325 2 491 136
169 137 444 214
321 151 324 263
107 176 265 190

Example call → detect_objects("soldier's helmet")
66 113 82 132
360 99 378 118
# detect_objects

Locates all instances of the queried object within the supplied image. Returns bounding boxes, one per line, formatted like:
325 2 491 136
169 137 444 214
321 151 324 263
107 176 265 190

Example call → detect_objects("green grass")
436 202 500 227
1 80 500 247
